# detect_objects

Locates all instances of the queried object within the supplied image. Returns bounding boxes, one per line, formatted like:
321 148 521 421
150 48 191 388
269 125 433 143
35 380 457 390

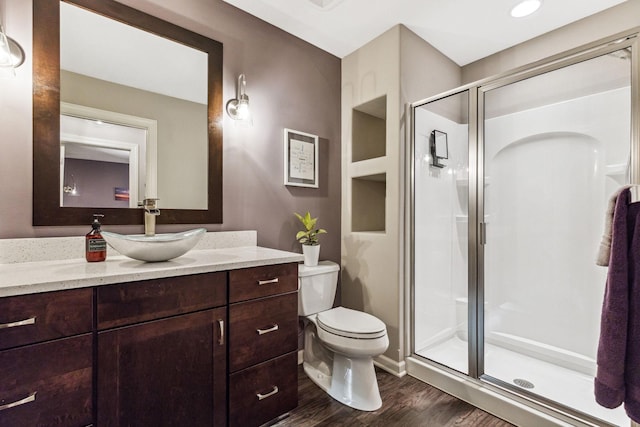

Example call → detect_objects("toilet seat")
317 307 387 339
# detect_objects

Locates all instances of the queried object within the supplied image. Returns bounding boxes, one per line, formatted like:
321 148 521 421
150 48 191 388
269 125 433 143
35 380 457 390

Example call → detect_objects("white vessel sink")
102 228 207 262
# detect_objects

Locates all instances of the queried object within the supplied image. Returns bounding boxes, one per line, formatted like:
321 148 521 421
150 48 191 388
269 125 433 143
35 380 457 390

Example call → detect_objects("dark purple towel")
595 188 640 423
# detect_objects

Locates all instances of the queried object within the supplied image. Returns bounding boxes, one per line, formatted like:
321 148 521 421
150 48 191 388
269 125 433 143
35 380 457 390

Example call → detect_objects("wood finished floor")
272 365 515 427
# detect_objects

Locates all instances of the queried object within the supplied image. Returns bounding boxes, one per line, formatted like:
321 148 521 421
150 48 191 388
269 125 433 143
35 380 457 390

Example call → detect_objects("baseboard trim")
374 354 407 377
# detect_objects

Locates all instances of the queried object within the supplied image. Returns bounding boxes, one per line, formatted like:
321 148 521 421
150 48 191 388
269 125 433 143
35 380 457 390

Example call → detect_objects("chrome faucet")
142 198 160 236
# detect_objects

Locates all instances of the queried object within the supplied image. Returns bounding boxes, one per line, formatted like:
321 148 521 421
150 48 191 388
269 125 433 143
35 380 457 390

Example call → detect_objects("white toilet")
298 260 389 411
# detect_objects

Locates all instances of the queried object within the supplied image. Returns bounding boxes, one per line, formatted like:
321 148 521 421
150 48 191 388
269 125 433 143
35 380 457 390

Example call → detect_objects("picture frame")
114 187 130 201
284 128 319 188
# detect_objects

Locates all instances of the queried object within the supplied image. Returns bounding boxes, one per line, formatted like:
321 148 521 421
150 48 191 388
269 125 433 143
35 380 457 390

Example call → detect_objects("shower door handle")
479 222 487 245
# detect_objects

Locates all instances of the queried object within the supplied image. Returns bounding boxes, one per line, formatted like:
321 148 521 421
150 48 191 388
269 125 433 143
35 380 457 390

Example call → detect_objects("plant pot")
302 244 320 266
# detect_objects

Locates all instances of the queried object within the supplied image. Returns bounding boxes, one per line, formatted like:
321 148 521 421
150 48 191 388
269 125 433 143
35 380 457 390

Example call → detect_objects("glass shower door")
413 90 470 374
481 49 631 425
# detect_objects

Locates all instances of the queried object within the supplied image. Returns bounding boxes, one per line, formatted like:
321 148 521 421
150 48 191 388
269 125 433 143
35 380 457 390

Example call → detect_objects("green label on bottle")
88 238 107 252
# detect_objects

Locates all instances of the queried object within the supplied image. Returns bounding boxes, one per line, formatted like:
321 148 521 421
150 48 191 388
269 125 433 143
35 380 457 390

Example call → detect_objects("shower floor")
416 336 628 426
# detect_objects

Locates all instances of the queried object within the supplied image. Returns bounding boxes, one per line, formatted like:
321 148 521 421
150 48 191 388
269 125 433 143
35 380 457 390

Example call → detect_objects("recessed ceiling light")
510 0 542 18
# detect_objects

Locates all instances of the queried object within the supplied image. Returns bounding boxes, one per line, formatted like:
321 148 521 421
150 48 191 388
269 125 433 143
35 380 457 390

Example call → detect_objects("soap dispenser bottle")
86 214 107 262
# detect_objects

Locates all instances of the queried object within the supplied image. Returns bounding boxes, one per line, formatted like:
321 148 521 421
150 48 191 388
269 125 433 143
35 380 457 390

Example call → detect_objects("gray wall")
0 0 341 263
63 158 130 208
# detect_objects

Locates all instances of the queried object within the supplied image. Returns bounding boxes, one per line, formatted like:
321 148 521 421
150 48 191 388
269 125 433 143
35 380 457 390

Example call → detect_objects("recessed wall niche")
352 96 386 162
351 174 386 232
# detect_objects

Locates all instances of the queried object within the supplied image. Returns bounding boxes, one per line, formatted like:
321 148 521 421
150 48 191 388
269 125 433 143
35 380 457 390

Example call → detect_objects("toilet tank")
298 260 340 316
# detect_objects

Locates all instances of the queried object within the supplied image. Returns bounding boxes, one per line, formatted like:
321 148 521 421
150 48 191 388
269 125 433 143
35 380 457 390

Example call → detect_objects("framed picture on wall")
284 128 319 188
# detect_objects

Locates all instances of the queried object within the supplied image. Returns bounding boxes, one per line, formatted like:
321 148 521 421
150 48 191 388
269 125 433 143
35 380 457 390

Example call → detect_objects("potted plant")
294 211 327 266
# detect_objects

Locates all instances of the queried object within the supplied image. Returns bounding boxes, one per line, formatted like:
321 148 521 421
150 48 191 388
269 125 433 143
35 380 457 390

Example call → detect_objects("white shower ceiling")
222 0 627 65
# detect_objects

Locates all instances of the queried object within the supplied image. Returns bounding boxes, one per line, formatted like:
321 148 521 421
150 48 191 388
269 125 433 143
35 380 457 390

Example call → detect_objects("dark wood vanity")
0 262 299 427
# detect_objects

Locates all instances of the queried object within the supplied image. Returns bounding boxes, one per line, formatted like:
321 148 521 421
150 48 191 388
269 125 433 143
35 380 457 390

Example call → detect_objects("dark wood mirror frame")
33 0 223 226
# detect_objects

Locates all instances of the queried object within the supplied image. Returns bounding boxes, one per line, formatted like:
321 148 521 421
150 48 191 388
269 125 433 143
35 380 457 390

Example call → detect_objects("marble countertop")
0 246 304 298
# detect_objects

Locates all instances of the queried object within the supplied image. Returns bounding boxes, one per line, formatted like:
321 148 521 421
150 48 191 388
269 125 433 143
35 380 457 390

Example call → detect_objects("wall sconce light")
0 22 25 77
226 74 251 123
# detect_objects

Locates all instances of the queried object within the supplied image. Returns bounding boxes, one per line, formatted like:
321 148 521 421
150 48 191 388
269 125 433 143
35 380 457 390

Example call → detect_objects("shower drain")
513 378 535 389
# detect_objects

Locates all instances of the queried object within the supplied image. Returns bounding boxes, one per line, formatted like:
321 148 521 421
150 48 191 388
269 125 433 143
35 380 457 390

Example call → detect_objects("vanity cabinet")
228 264 299 427
0 259 300 427
96 272 227 427
0 289 93 427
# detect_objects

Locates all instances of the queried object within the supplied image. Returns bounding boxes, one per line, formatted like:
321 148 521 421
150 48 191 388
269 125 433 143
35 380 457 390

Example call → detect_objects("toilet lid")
317 307 387 339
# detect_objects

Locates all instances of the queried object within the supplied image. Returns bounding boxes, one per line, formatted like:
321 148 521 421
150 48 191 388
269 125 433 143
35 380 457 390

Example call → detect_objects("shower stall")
409 30 638 427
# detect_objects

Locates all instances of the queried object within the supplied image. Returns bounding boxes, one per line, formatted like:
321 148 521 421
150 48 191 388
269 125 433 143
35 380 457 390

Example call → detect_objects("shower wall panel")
483 87 629 362
413 91 469 373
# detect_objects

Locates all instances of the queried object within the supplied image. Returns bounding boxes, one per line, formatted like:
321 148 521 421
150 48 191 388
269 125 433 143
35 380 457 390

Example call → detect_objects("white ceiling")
222 0 627 65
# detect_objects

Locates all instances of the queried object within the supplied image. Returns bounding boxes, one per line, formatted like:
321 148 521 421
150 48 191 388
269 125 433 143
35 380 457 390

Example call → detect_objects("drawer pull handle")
0 392 36 411
256 386 278 401
256 324 279 335
257 278 279 286
217 319 225 345
0 317 36 330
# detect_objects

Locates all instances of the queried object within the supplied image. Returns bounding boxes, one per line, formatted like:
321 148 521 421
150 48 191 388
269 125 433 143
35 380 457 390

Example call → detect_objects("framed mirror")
33 0 223 226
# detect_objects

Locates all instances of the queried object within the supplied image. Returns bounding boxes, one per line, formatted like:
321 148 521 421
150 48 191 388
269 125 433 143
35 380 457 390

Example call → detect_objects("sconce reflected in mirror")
0 22 25 78
63 174 78 195
226 74 252 124
430 129 448 168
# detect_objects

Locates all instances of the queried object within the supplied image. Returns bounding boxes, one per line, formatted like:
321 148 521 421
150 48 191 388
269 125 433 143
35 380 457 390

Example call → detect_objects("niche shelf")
352 96 386 163
352 173 386 232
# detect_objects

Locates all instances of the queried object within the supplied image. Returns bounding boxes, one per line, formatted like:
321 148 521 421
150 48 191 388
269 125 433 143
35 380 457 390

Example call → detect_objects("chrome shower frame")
407 27 640 427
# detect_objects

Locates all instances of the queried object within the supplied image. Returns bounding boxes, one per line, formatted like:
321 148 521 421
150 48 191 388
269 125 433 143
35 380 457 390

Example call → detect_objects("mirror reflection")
60 103 155 209
60 1 208 210
33 0 223 226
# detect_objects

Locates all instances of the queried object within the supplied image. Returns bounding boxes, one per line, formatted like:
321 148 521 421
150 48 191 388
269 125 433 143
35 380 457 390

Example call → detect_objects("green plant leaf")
294 211 326 244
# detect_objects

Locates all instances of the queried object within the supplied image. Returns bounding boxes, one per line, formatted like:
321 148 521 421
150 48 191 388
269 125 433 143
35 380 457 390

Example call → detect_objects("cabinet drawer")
98 271 227 329
229 351 298 427
0 334 93 427
229 292 298 372
0 288 92 351
229 263 297 303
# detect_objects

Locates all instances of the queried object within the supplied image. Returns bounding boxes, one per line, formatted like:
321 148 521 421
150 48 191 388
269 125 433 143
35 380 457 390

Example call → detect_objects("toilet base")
303 353 382 411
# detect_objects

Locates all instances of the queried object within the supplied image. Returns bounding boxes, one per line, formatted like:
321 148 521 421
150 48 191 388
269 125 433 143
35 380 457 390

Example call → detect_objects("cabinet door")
97 308 227 427
0 334 92 427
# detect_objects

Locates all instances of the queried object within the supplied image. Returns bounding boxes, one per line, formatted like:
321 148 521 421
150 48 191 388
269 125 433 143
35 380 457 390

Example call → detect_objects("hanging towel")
595 188 640 423
597 185 631 266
